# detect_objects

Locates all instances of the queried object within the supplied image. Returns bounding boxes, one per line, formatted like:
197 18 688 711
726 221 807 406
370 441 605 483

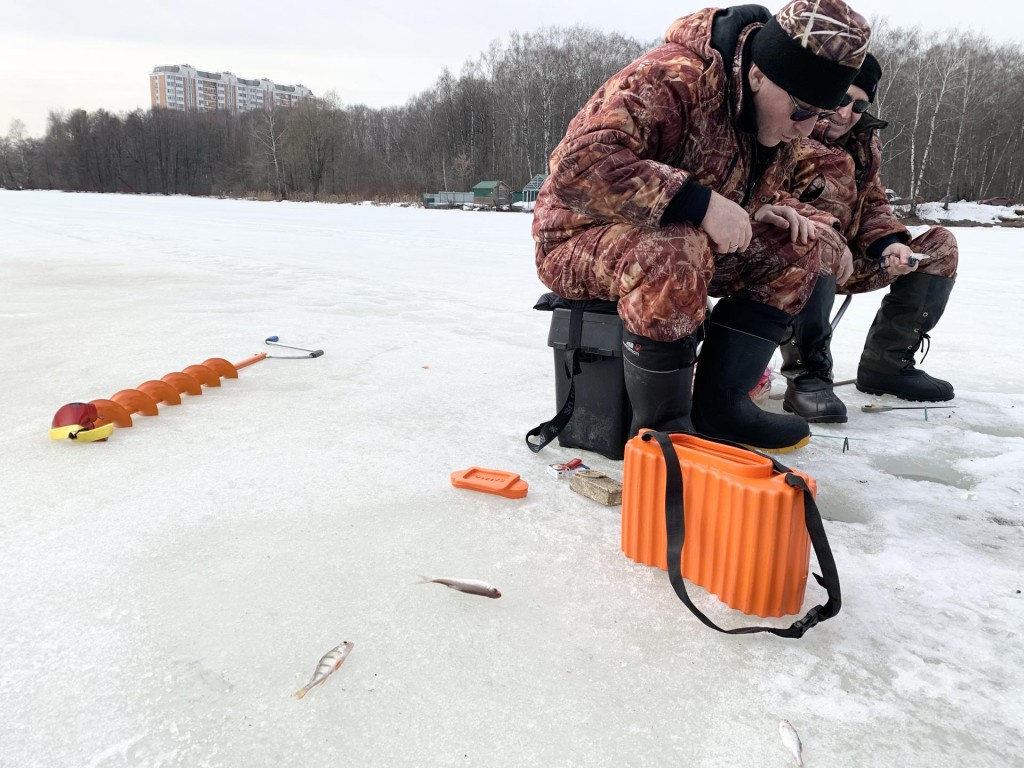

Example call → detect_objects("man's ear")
748 63 765 92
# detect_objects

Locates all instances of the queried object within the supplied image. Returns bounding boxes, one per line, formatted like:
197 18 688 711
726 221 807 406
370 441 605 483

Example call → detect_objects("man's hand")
701 191 752 253
881 242 919 275
753 204 818 245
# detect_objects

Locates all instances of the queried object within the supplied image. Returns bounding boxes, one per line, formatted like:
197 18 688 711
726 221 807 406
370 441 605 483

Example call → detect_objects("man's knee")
749 224 826 277
712 226 823 314
539 224 713 342
773 235 836 315
618 225 713 341
914 226 958 276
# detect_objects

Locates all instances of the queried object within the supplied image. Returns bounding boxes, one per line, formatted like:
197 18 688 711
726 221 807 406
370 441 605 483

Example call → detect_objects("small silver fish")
779 719 804 767
294 641 354 700
417 576 501 599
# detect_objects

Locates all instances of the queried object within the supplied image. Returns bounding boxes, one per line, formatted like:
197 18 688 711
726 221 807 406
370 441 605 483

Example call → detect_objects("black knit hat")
852 53 882 102
751 0 871 109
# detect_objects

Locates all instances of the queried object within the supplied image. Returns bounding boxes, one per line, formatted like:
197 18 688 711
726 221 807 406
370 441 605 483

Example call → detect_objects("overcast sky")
3 0 1022 138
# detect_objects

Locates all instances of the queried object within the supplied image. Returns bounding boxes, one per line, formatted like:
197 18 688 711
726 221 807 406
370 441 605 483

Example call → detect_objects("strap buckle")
789 605 823 637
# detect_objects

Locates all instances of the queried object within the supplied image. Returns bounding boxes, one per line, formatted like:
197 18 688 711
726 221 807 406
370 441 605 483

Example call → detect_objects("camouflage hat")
751 0 871 110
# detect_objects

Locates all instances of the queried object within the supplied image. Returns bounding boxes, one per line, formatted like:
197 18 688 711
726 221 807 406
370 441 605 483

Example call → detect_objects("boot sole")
739 434 811 454
854 383 954 402
782 401 849 423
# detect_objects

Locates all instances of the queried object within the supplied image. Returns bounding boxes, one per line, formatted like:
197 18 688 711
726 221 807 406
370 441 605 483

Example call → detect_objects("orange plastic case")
621 432 816 618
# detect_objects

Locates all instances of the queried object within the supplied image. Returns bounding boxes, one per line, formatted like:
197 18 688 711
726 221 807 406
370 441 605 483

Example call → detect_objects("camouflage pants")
839 226 959 294
535 221 845 342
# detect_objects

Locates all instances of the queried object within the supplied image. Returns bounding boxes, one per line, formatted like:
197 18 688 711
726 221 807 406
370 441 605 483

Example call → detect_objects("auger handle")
234 352 268 370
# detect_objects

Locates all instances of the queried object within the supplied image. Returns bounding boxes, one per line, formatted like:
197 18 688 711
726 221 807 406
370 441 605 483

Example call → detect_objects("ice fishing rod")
861 403 955 413
264 336 324 359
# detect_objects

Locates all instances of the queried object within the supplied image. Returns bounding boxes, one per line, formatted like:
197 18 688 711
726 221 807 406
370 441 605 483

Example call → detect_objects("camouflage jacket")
532 6 837 249
791 114 909 257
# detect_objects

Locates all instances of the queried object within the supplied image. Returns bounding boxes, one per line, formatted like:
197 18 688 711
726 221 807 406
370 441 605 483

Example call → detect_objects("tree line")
2 22 1022 207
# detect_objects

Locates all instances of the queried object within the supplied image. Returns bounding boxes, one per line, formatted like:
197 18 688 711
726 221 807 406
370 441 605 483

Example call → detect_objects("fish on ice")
294 641 354 700
779 719 804 767
417 576 501 599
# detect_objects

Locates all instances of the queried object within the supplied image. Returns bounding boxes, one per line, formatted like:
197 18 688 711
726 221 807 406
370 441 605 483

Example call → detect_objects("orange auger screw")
182 364 220 387
90 399 133 428
111 389 160 416
202 358 239 378
162 371 203 395
52 342 320 443
138 379 182 405
51 350 274 442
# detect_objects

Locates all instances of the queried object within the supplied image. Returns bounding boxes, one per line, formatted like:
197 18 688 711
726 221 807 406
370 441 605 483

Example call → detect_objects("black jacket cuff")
662 180 712 226
868 234 902 260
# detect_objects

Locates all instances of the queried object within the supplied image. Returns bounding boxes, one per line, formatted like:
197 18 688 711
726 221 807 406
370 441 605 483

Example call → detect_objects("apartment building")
150 65 314 115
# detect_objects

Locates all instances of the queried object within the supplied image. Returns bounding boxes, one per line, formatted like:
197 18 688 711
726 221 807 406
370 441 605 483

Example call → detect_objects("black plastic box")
547 308 632 460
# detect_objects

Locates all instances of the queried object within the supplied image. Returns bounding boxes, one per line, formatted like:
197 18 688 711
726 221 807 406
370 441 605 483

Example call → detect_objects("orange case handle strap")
644 430 842 639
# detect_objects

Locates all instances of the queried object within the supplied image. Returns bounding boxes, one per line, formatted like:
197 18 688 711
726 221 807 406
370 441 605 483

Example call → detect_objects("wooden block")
569 469 623 506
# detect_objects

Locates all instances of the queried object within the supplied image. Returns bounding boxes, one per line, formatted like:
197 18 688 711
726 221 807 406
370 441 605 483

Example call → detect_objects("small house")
472 181 513 207
521 174 548 204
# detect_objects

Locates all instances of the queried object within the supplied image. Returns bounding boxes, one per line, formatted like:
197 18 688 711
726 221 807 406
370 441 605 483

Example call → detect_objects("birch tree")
252 105 288 199
942 36 984 206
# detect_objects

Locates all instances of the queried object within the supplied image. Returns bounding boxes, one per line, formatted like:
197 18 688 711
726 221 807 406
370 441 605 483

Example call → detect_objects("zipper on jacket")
724 151 740 201
741 135 757 208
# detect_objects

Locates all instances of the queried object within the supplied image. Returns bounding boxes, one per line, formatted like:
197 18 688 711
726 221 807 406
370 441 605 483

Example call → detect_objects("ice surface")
1 191 1021 767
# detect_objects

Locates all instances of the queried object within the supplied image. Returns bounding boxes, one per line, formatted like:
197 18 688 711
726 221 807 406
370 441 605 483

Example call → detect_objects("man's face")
748 65 832 146
824 84 871 141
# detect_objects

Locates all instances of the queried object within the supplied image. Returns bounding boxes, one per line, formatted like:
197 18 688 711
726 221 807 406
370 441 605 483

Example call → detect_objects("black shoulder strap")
644 430 841 638
525 301 587 453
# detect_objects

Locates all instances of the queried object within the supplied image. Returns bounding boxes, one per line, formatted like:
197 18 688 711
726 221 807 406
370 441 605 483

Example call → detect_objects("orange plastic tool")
450 467 529 499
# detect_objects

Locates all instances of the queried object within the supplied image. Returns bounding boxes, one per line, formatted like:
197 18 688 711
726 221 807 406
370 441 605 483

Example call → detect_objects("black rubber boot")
780 276 848 423
622 330 698 437
692 297 811 452
856 273 955 401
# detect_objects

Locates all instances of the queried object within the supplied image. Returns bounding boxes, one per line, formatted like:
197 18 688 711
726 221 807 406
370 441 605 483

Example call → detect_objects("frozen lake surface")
1 191 1021 767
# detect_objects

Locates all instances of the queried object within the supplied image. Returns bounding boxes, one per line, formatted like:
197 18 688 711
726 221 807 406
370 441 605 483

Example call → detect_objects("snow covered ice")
1 190 1022 767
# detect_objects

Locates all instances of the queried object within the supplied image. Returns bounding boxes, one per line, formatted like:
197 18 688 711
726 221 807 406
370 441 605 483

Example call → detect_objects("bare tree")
942 36 985 206
0 120 30 188
8 21 1023 205
252 105 288 199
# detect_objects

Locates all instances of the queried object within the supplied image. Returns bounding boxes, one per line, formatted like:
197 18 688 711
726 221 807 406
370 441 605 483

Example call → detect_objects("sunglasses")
788 93 835 122
839 93 871 113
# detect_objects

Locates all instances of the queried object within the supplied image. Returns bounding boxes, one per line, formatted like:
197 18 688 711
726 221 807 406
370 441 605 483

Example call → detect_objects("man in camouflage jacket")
532 0 870 452
781 53 958 422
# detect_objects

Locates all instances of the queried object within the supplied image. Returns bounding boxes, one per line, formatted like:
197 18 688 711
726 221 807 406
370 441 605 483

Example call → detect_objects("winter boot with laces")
780 276 848 423
856 272 955 401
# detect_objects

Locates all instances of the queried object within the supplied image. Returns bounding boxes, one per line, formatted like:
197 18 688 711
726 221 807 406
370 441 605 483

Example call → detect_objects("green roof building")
472 180 513 207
